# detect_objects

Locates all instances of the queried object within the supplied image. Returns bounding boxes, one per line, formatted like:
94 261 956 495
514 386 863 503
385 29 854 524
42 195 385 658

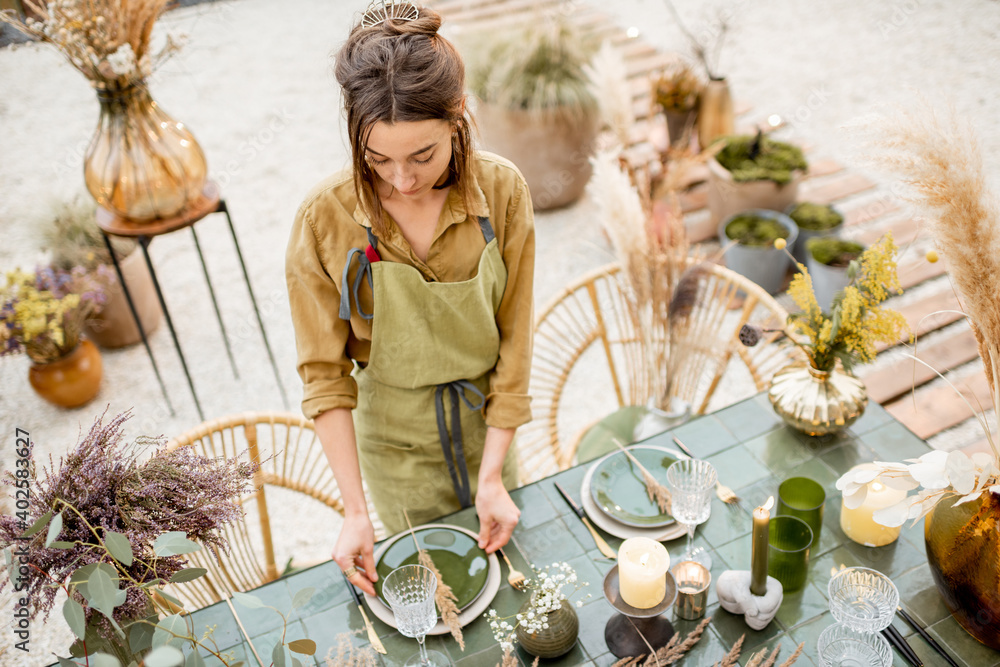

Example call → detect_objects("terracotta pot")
475 101 599 211
515 598 579 659
707 156 804 228
697 78 734 151
769 362 867 436
925 491 1000 650
85 80 207 221
28 338 103 408
86 249 162 348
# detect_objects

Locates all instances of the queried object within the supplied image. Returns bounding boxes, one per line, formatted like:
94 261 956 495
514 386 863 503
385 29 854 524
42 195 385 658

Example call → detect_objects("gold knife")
553 481 618 560
343 574 387 654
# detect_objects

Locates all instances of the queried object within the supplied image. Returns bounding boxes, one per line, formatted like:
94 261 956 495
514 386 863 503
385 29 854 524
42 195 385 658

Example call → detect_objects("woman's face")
365 119 453 200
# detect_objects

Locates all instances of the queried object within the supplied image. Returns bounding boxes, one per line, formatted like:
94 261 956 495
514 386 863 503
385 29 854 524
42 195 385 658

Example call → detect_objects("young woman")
285 2 535 595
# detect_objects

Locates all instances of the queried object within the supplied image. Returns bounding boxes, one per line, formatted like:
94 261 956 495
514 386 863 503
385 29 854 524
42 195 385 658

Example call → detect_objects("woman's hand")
333 513 378 596
475 478 520 554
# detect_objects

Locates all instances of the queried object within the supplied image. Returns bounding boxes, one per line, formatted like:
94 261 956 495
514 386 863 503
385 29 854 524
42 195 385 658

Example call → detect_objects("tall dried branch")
862 102 1000 460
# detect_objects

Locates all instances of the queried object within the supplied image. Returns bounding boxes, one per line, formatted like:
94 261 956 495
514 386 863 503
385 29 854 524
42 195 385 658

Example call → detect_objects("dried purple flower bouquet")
0 410 257 661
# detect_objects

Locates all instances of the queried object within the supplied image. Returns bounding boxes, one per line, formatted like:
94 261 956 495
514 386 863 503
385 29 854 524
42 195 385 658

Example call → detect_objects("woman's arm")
475 426 521 553
314 408 378 595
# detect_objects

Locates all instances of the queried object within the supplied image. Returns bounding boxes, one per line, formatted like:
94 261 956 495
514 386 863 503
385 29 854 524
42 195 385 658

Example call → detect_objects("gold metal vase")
768 363 867 436
84 80 207 222
924 491 1000 650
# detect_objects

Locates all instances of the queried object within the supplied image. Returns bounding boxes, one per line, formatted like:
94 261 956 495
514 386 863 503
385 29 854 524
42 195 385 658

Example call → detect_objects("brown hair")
334 6 475 238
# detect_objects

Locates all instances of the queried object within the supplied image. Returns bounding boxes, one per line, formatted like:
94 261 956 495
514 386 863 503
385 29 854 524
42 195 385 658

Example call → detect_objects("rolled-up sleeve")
285 203 359 419
484 173 535 428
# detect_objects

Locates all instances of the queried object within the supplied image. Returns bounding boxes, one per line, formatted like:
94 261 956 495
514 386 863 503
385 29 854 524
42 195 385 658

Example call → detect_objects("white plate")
362 523 501 635
581 447 689 542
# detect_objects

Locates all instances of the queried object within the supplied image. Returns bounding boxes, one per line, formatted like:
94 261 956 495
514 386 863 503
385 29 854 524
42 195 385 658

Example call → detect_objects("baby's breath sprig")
484 561 591 651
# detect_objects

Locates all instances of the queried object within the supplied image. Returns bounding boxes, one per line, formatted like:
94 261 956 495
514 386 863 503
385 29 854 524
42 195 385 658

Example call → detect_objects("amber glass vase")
925 491 1000 650
769 362 868 436
84 81 207 222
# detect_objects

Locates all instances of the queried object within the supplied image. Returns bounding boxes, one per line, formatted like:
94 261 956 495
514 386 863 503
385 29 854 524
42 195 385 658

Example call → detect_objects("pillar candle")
750 496 773 596
840 464 907 547
618 537 670 609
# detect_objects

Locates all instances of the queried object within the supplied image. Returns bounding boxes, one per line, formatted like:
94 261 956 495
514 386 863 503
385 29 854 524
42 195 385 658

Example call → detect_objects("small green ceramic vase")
515 598 579 659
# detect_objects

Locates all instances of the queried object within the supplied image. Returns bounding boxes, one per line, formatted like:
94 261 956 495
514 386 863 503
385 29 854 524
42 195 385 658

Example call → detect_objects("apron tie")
339 228 380 321
434 380 485 509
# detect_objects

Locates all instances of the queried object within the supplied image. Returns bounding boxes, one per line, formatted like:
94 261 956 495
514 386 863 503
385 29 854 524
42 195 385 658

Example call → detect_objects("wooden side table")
96 181 288 419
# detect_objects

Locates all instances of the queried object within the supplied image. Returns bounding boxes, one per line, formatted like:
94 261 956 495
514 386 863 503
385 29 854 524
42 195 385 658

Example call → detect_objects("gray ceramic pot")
785 203 845 265
719 209 798 294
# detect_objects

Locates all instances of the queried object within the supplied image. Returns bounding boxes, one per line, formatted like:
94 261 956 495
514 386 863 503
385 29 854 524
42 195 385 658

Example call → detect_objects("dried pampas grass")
613 439 672 514
862 102 1000 459
585 40 635 148
325 632 379 666
404 511 464 649
590 149 706 410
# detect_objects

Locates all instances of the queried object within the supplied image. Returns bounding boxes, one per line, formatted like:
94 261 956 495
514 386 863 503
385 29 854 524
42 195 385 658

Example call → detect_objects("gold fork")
498 548 526 590
673 437 743 511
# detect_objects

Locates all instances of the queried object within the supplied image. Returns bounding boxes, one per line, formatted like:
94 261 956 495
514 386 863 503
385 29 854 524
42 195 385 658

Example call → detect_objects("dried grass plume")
404 510 464 649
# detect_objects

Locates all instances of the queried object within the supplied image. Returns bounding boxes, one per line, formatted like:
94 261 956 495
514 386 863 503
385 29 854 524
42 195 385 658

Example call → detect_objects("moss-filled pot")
719 209 798 294
805 238 864 308
786 202 845 264
708 134 807 225
925 491 1000 650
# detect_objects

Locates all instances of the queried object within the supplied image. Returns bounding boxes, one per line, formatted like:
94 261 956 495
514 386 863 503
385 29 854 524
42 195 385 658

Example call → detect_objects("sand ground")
2 0 1000 663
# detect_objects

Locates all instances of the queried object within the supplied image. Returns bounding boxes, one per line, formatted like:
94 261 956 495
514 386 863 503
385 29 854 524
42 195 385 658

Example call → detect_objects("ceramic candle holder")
717 570 783 631
603 565 678 658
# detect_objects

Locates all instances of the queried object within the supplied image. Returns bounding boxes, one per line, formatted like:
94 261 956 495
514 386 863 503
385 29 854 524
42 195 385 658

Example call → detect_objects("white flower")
907 450 950 489
945 451 977 495
105 43 137 77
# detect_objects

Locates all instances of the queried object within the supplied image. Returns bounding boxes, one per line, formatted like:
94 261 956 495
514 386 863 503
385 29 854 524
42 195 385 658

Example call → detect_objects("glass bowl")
817 623 892 667
827 567 899 633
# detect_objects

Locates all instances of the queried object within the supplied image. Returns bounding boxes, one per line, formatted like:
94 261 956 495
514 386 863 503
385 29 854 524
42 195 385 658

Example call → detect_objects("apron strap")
433 379 486 509
338 228 381 321
477 216 495 244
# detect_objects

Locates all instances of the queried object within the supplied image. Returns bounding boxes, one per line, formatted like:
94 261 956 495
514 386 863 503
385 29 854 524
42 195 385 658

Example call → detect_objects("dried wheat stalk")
777 642 804 667
610 616 711 666
714 633 745 667
325 632 379 666
863 103 1000 460
403 510 464 649
612 439 672 514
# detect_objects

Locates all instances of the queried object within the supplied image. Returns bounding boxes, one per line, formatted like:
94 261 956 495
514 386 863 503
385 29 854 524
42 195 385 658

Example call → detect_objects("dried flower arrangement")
486 561 590 655
39 193 137 270
831 104 1000 525
0 0 182 90
0 265 112 363
590 148 713 411
661 0 729 81
0 411 264 666
740 234 910 374
651 59 704 113
404 511 464 649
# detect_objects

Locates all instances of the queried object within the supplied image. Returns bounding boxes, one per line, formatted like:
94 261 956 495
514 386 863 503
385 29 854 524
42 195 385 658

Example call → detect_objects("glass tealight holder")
777 476 825 550
767 515 813 593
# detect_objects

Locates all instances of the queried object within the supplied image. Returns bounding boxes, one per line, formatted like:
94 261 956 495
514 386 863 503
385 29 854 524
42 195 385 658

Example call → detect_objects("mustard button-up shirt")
285 151 535 428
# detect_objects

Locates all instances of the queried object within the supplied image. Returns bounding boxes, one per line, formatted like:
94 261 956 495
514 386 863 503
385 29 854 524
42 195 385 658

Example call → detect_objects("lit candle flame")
639 553 649 567
763 496 775 511
871 481 884 492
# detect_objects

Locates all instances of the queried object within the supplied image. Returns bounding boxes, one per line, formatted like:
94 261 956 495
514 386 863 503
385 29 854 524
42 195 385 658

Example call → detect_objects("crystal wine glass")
666 459 718 569
382 564 451 666
817 623 892 667
827 567 899 633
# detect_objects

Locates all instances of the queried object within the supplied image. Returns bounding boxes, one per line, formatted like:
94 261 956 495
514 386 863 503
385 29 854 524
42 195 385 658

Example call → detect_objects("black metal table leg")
101 233 175 416
138 236 205 420
218 200 290 410
190 226 239 379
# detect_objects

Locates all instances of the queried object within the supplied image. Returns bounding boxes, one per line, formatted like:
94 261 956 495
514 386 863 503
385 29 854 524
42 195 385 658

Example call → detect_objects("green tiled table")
184 395 1000 666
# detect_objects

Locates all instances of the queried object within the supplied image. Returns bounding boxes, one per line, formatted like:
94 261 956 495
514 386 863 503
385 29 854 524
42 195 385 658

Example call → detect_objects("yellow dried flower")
774 238 787 250
926 249 939 263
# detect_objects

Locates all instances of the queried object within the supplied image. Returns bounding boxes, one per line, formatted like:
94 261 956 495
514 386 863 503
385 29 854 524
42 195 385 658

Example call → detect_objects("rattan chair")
516 261 802 481
163 411 384 610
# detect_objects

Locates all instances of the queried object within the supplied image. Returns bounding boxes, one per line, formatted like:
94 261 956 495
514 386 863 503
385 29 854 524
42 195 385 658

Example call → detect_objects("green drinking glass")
776 476 826 550
767 515 813 593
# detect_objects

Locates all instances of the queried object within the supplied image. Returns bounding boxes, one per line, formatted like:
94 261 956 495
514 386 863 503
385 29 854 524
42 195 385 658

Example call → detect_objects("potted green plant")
719 208 798 294
805 237 864 308
651 60 703 148
39 194 162 348
786 201 845 263
708 131 809 226
467 17 599 210
0 265 110 407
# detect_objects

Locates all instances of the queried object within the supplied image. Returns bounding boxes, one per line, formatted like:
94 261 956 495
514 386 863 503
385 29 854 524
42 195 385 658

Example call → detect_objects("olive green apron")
339 217 519 534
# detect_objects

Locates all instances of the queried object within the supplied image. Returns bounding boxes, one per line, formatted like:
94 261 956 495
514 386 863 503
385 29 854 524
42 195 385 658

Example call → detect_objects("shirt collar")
352 166 491 231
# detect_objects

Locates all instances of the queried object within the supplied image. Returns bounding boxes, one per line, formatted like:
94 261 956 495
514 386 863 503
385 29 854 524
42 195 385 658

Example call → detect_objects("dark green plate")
590 447 677 527
374 526 489 612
